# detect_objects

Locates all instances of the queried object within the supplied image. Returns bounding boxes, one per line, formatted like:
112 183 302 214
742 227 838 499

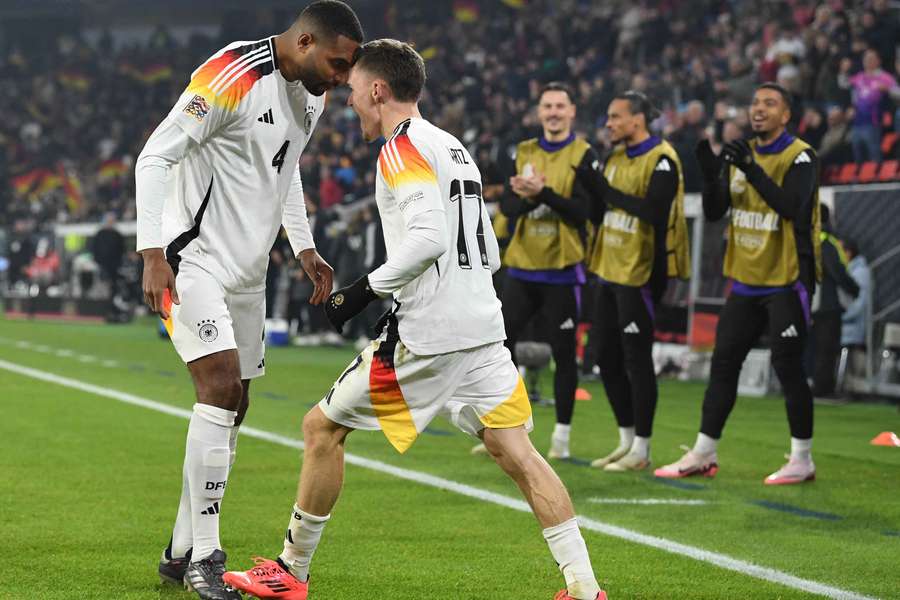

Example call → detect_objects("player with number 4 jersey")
136 3 363 599
224 39 607 600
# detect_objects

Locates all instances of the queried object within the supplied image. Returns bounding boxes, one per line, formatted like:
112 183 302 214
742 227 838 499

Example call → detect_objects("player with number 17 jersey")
375 118 507 354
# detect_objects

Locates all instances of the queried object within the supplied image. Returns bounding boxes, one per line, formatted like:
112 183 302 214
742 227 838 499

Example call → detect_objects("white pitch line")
588 498 709 506
0 358 878 600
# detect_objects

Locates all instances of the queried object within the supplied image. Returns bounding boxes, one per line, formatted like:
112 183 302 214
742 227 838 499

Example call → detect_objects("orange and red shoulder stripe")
378 132 438 189
186 38 276 112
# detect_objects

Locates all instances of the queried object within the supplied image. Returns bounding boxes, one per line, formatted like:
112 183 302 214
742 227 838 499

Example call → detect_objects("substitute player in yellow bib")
498 83 602 459
578 92 685 472
655 83 822 485
224 40 607 600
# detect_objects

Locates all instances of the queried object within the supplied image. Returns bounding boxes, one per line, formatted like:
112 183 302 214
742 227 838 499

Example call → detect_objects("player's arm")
722 141 818 221
135 119 196 318
135 58 242 317
483 203 503 274
324 141 447 333
533 147 601 226
600 156 677 228
284 169 333 305
695 139 730 221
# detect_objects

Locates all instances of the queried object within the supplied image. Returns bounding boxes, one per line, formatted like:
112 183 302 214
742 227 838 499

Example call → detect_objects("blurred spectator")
840 49 900 163
91 211 125 316
808 205 860 398
818 106 852 167
841 239 871 348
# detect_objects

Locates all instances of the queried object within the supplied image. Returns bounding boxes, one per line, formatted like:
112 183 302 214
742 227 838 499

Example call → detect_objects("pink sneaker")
223 557 308 599
554 590 608 600
653 446 718 479
764 456 815 485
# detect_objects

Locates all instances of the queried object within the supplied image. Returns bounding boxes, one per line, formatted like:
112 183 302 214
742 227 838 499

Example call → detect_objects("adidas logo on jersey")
201 502 220 515
781 324 799 338
793 151 810 164
655 158 672 171
257 108 274 125
559 318 575 330
623 321 640 334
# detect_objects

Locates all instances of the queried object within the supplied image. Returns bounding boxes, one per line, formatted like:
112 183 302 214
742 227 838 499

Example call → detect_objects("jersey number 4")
272 140 290 174
449 179 489 270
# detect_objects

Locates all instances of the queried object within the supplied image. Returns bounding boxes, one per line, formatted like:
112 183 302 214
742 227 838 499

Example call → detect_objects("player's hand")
299 248 334 306
510 173 545 198
695 139 722 182
573 164 609 200
140 248 178 320
721 139 755 172
323 275 379 334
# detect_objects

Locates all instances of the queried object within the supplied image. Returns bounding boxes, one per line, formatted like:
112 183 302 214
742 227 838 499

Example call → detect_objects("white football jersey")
374 118 506 355
157 37 323 291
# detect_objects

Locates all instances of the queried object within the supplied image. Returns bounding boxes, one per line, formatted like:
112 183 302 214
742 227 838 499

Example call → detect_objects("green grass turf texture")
0 317 898 599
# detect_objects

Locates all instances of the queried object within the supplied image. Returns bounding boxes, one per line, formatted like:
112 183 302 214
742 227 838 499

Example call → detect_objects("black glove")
573 165 610 200
695 139 722 182
721 139 755 172
323 275 379 334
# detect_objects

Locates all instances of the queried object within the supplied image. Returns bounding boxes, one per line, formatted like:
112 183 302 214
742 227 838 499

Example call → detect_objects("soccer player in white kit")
134 3 362 598
223 39 607 600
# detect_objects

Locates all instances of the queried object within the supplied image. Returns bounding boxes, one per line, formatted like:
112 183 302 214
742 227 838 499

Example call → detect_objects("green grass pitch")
0 317 898 599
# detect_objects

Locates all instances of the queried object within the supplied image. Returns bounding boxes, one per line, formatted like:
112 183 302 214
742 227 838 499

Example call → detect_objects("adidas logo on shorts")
780 324 799 338
623 321 640 334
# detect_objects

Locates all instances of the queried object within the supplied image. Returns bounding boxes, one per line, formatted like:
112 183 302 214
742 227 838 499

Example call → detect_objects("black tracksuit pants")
701 287 814 440
501 276 580 425
594 283 658 437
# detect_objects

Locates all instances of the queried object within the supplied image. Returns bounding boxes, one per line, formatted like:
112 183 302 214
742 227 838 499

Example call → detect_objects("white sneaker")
653 445 719 479
603 452 651 472
547 434 570 459
590 445 630 469
764 455 815 485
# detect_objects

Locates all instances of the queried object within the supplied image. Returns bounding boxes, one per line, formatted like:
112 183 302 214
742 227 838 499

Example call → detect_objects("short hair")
844 238 859 256
613 90 661 122
352 39 426 102
539 82 575 104
298 0 364 44
756 82 793 112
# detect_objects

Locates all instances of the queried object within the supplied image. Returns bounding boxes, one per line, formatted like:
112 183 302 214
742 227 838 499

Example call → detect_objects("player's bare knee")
196 376 243 410
302 408 340 453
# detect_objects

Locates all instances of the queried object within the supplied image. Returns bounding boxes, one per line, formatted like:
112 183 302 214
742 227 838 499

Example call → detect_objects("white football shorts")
319 333 533 453
162 261 266 380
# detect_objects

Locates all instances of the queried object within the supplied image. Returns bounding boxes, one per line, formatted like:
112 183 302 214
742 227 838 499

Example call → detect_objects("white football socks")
630 436 650 459
170 463 193 558
280 504 331 582
186 403 236 561
543 518 600 600
790 437 812 462
618 426 635 450
693 432 718 456
170 424 239 559
553 423 571 443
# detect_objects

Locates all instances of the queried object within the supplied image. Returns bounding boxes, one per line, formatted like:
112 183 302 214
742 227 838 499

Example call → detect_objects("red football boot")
223 557 307 600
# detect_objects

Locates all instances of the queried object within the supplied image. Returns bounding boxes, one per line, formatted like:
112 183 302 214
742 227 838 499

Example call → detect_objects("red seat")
857 161 878 183
836 162 858 184
882 132 898 156
877 160 899 182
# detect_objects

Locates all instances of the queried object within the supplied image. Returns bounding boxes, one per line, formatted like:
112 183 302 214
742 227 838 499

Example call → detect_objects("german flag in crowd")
58 70 91 91
98 158 129 182
11 168 62 198
453 0 479 22
59 166 83 212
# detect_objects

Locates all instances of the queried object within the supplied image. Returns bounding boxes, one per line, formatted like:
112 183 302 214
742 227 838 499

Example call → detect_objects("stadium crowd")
2 0 899 322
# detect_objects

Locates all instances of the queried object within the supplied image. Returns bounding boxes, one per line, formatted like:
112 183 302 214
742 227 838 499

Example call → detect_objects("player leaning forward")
223 39 607 600
135 2 363 598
